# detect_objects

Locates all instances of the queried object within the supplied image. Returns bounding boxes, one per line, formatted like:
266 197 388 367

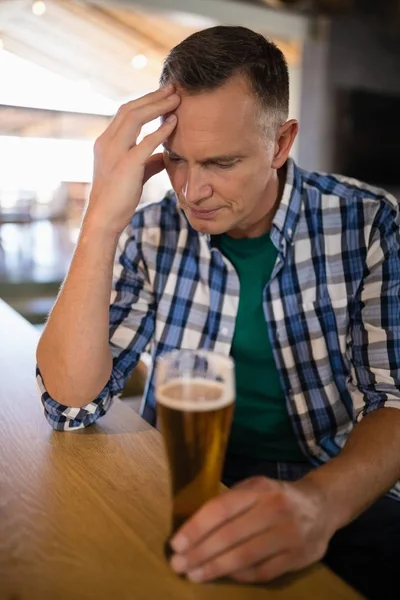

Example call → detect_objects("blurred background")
0 0 399 329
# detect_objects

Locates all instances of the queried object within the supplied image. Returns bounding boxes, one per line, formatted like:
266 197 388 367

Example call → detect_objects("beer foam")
157 378 234 412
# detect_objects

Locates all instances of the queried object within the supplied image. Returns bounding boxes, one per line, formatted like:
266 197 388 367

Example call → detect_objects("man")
37 26 400 599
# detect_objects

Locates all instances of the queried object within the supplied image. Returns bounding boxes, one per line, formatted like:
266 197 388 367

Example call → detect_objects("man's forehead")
172 80 257 130
162 124 251 155
164 113 255 158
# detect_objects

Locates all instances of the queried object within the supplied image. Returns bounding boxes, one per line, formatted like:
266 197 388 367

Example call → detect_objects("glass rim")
156 349 235 371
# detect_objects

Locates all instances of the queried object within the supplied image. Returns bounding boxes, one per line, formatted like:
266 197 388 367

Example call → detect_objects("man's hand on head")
84 85 180 237
169 475 334 584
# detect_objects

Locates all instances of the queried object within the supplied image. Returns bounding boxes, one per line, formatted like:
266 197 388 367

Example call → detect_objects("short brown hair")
160 25 289 135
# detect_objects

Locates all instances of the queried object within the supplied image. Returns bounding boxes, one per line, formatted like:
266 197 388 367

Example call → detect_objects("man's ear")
272 120 299 169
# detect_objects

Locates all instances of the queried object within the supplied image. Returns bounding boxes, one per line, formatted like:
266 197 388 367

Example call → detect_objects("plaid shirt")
37 158 400 498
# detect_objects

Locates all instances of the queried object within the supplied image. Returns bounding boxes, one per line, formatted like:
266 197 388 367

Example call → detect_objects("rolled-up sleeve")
37 369 114 431
350 198 400 418
38 220 156 431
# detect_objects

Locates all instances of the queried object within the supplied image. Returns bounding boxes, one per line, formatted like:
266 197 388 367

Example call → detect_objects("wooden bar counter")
0 300 362 599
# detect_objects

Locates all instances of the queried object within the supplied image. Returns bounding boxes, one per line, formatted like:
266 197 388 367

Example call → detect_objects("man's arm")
36 86 180 410
37 222 118 408
37 222 157 430
299 407 400 533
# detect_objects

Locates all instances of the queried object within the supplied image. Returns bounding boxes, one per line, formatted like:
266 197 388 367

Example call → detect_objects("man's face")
163 76 277 237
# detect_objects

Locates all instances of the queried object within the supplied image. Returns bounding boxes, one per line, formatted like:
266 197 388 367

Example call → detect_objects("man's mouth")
188 206 222 220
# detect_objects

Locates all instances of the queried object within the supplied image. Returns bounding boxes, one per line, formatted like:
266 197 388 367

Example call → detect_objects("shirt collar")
272 157 303 247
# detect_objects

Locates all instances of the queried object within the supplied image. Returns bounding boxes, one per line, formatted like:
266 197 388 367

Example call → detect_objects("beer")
157 378 234 534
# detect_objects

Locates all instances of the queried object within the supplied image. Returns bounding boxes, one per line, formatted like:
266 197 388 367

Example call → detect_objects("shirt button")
287 228 293 237
221 327 229 336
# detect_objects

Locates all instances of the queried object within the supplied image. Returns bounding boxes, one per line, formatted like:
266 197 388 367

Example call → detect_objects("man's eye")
216 162 235 170
169 156 182 163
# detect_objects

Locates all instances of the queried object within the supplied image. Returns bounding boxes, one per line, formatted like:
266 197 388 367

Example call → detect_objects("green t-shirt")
218 232 304 461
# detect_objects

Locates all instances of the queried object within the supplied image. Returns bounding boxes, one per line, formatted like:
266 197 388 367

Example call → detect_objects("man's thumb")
143 152 165 184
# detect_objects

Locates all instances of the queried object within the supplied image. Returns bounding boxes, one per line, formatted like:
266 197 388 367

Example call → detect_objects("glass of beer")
156 350 235 548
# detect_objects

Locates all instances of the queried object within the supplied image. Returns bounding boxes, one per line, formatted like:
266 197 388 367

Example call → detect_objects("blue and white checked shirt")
37 159 400 497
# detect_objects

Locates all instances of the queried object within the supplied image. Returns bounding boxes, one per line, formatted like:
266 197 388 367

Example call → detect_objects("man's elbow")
37 367 114 431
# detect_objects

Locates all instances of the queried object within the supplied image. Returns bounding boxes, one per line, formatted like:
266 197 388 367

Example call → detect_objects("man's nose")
182 167 212 205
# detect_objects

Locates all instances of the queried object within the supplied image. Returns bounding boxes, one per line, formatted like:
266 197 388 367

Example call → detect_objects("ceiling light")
32 1 46 16
131 54 148 70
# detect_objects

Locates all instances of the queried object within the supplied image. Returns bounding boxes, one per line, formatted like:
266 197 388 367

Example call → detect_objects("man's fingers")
143 153 165 184
170 500 284 575
134 94 180 131
134 115 178 163
184 531 289 584
231 552 292 584
119 84 174 113
93 92 179 182
170 489 259 554
107 85 174 136
113 94 180 151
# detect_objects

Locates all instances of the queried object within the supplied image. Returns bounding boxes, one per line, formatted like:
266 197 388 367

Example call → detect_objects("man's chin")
187 217 230 236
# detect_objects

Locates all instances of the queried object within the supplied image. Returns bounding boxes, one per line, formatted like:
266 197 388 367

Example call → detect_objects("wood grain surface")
0 300 363 599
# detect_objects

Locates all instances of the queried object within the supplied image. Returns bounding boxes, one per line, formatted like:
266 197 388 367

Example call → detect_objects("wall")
329 17 400 95
297 16 400 174
287 63 302 162
297 31 332 172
